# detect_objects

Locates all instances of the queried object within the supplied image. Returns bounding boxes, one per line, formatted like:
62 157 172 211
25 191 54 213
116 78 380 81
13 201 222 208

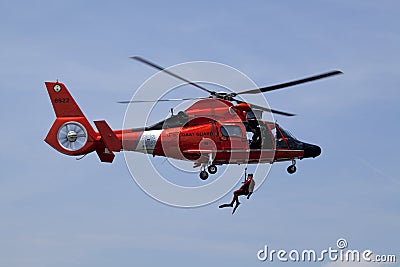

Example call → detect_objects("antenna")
76 154 87 160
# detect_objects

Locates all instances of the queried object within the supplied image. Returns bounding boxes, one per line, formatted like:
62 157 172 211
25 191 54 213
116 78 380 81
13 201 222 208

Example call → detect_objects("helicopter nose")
303 143 321 158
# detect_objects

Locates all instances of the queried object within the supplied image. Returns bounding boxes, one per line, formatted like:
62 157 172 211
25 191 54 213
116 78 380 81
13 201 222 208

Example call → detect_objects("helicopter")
43 57 342 180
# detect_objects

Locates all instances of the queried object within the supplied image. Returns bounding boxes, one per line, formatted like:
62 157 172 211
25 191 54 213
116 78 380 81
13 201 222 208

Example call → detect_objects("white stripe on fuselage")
134 130 163 154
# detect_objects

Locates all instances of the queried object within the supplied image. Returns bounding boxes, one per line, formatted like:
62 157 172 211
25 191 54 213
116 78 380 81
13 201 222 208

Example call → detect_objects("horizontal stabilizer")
94 120 122 152
96 148 115 163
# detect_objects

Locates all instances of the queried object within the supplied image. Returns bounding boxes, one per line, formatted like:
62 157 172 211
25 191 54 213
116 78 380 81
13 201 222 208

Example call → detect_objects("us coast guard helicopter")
44 57 342 179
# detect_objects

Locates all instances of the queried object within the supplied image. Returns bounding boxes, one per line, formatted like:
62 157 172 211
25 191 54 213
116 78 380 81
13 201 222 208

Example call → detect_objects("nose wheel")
287 159 297 174
287 165 297 174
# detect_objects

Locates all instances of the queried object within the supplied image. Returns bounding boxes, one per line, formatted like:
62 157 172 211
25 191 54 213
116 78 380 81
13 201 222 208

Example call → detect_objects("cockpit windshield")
279 127 297 140
275 124 303 150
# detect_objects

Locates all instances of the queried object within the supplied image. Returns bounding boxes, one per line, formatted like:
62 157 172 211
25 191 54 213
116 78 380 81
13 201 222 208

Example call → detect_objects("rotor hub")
67 130 78 142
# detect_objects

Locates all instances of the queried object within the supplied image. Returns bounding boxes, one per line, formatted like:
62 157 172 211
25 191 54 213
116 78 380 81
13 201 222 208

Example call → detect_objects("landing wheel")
287 165 297 174
200 171 209 180
208 165 217 174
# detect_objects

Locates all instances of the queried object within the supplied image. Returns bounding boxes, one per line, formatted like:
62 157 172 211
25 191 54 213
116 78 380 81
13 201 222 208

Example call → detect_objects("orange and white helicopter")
44 57 342 180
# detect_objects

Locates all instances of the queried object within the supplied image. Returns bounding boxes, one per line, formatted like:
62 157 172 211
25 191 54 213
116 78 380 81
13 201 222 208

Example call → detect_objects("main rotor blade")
118 97 207 104
248 103 296 117
131 56 215 95
235 99 296 116
250 104 296 117
236 70 343 95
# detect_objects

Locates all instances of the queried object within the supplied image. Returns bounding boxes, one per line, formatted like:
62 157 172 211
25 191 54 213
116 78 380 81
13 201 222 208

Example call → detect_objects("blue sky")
0 1 399 266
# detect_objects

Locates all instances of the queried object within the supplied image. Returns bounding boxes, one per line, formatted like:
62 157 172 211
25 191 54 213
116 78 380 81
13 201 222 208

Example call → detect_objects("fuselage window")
220 125 243 138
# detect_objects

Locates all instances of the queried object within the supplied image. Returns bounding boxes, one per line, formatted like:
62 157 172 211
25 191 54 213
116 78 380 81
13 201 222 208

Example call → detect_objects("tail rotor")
57 121 88 151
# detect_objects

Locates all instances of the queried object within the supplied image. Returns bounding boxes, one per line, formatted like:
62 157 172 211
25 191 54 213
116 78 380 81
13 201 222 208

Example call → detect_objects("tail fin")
45 82 86 117
44 82 98 156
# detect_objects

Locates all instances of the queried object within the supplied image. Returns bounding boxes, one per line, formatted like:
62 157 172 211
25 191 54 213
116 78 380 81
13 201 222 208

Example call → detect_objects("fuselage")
120 118 320 166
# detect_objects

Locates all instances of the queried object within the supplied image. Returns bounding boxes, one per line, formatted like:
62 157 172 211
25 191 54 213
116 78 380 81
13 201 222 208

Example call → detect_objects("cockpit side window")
246 110 256 120
274 125 289 149
276 127 283 139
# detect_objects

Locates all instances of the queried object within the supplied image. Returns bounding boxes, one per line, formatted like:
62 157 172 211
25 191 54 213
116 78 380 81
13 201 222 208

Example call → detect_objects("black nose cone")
303 143 321 158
